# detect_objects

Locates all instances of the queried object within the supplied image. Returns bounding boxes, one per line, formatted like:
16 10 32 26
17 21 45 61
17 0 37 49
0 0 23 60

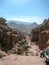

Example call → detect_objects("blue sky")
0 0 49 24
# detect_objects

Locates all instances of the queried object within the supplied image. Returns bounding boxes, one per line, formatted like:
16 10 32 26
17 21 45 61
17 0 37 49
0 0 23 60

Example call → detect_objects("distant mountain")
7 20 38 34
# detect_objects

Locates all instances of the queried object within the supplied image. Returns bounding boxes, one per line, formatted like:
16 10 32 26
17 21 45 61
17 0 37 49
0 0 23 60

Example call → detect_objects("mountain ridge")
7 20 38 34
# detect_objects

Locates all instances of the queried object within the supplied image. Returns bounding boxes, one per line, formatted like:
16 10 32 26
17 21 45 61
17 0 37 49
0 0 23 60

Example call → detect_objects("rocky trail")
0 54 46 65
26 36 40 56
0 35 46 65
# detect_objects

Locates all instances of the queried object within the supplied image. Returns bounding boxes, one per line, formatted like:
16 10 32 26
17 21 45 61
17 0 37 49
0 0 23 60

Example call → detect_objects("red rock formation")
30 18 49 50
38 31 49 50
0 18 30 56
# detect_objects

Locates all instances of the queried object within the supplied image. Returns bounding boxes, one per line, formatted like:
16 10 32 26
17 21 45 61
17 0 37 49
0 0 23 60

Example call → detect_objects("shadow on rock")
46 61 49 65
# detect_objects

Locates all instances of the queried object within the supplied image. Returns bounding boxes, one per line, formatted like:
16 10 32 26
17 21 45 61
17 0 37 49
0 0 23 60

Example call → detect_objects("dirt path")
0 54 46 65
26 35 40 56
0 35 46 65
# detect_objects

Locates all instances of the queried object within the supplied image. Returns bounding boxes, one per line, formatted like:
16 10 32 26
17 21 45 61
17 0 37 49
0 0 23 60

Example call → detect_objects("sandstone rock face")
0 18 30 56
0 26 30 55
38 31 49 50
0 26 25 54
30 18 49 50
30 30 38 42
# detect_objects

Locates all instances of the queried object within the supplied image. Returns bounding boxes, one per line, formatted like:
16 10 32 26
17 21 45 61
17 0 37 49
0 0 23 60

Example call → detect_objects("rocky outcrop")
38 31 49 50
0 17 7 26
30 18 49 50
0 18 30 56
0 26 27 54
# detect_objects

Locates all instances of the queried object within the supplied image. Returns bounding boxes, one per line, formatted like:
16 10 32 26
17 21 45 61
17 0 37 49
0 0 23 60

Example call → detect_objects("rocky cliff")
30 18 49 50
0 17 30 57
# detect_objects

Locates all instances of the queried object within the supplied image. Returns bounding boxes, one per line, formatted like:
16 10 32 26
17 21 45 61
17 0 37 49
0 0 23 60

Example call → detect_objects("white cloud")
7 16 45 24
